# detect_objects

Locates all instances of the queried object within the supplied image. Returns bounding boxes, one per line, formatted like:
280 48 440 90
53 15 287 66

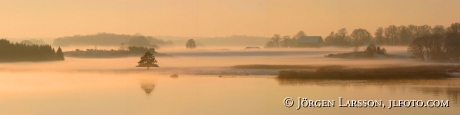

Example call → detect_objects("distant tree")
376 46 381 53
264 41 274 48
376 46 387 54
384 25 399 45
265 32 305 48
0 39 61 62
270 34 281 48
374 27 385 44
28 39 46 45
416 25 433 37
324 28 351 46
364 43 387 56
280 36 292 48
55 47 65 60
408 35 428 60
186 39 197 49
128 46 156 53
398 25 412 45
324 31 335 45
350 28 373 46
408 34 444 61
20 40 33 45
336 28 350 45
292 31 306 39
290 31 306 47
443 23 460 60
405 23 459 61
381 48 387 54
365 43 377 56
118 43 126 51
129 35 151 47
432 25 445 35
136 51 158 70
53 33 172 47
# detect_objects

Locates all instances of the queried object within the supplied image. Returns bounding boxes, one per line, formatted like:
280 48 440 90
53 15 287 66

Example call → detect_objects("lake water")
1 49 459 115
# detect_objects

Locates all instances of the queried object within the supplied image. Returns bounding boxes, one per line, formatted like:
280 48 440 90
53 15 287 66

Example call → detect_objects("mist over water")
0 46 437 73
1 47 459 115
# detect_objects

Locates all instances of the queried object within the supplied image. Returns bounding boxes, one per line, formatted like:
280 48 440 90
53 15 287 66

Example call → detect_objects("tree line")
408 22 460 61
325 24 444 46
0 39 64 62
53 33 173 48
264 31 307 48
265 24 449 48
128 46 157 54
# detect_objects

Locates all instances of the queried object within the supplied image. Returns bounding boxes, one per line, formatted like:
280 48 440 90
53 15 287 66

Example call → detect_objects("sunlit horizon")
1 0 459 39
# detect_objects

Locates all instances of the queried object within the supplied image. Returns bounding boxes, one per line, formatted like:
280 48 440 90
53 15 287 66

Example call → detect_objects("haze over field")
1 0 460 39
0 46 440 74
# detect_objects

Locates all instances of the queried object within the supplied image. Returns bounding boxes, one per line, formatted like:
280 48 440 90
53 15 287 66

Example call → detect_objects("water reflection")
412 87 460 105
140 82 156 95
276 78 460 86
276 78 460 106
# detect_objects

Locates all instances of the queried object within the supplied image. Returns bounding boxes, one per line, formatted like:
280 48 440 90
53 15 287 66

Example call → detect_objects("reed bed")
278 65 460 79
232 64 344 69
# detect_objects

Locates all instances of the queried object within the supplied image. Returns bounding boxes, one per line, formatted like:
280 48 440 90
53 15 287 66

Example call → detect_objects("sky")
0 0 459 38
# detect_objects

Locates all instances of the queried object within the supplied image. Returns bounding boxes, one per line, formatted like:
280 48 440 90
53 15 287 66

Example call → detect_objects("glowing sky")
0 0 459 38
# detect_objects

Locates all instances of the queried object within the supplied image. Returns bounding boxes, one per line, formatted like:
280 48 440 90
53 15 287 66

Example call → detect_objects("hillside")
53 33 173 47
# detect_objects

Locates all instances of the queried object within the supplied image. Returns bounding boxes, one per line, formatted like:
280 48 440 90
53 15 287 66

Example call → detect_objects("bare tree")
432 25 445 34
384 25 399 45
374 27 385 45
444 23 460 60
408 37 426 60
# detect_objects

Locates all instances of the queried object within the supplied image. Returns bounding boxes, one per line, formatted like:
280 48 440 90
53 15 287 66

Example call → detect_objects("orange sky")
0 0 459 38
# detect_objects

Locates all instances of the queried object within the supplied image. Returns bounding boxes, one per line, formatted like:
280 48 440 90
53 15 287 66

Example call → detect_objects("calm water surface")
1 50 459 115
1 71 459 115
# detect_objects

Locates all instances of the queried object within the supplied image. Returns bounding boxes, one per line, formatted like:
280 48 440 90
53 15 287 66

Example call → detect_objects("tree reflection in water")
412 87 460 105
276 78 460 106
140 82 156 96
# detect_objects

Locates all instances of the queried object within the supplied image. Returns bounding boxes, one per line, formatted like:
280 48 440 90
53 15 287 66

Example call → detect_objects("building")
298 36 324 47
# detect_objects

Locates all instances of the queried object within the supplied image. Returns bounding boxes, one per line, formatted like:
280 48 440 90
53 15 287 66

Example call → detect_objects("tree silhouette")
53 33 172 47
56 47 65 60
0 39 63 62
350 28 373 45
186 39 196 49
136 51 158 70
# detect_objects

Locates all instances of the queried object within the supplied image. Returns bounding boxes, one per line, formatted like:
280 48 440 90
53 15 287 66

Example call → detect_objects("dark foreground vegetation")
0 39 64 62
278 65 460 80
